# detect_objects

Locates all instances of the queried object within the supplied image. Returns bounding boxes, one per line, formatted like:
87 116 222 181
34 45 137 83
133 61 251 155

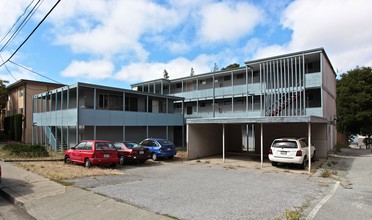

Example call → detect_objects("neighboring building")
132 48 337 162
5 80 65 144
32 82 184 151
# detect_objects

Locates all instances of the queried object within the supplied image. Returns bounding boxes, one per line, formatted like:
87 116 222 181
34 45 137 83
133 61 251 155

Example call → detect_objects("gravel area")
71 160 336 220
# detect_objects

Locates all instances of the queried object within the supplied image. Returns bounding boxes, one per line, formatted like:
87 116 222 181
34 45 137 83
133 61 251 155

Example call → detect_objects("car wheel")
271 162 278 166
311 151 317 162
168 155 174 159
151 153 158 161
85 159 91 168
64 156 71 164
301 157 308 170
119 156 125 165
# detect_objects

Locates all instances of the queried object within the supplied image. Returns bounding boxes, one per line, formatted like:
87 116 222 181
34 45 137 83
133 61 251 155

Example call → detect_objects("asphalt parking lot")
70 158 336 220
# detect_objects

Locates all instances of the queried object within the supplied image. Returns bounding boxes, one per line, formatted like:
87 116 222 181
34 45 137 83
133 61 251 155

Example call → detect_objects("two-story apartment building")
5 80 65 144
32 82 184 151
131 48 337 164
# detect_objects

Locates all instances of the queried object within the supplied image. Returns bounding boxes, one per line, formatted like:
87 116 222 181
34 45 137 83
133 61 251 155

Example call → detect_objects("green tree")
0 81 7 109
221 63 240 71
336 66 372 140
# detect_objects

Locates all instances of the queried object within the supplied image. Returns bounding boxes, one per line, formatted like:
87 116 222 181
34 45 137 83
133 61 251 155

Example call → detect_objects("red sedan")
64 140 119 168
114 142 150 165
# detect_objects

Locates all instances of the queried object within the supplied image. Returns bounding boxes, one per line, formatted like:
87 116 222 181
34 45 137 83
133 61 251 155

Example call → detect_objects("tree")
0 81 7 110
336 66 372 140
221 63 240 71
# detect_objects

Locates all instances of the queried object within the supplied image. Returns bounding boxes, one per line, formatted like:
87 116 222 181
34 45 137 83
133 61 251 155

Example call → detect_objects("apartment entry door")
242 124 255 152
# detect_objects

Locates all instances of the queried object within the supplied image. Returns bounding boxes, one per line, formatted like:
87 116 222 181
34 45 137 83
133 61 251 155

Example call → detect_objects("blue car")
139 138 177 161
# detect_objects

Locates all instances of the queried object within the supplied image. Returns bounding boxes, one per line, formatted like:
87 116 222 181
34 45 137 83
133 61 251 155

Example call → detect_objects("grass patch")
320 169 337 178
0 144 61 159
284 208 302 220
15 161 123 181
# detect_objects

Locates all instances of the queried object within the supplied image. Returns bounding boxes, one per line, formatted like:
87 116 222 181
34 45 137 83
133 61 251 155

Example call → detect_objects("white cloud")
47 0 181 60
61 60 114 79
199 1 263 43
254 0 372 71
115 55 219 83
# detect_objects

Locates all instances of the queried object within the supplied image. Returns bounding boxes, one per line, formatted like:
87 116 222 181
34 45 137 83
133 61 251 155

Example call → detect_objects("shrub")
14 114 23 141
1 144 49 158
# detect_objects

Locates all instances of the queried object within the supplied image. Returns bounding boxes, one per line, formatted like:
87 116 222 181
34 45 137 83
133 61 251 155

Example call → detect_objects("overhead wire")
0 0 42 52
0 0 61 75
9 60 63 84
0 0 36 45
0 55 17 81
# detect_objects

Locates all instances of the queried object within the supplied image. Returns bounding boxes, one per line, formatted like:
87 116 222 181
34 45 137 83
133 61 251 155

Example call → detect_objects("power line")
0 0 61 68
9 60 63 84
0 55 17 81
0 0 36 45
0 0 42 52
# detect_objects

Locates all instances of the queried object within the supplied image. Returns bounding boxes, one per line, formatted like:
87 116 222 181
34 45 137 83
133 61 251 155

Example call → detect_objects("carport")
186 116 333 172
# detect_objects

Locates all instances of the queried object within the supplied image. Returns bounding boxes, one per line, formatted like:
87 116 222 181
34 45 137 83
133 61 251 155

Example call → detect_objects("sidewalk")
0 161 170 220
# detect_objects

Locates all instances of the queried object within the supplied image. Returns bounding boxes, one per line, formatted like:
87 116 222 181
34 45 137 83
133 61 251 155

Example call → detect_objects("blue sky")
0 0 371 89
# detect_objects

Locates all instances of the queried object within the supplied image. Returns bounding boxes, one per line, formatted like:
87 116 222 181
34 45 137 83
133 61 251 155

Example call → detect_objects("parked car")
64 140 119 168
139 138 177 161
268 137 316 169
113 141 150 165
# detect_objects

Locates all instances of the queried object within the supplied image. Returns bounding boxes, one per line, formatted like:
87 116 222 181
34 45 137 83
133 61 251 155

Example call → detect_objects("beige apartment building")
5 80 65 143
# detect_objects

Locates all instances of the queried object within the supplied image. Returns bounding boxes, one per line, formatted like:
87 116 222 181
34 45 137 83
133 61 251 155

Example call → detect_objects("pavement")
0 161 170 220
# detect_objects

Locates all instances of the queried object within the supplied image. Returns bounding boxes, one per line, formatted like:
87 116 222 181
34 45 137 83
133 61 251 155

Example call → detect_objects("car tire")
64 156 71 164
311 151 317 162
85 159 91 168
119 156 125 165
151 153 158 161
271 162 278 166
301 157 308 170
168 155 174 159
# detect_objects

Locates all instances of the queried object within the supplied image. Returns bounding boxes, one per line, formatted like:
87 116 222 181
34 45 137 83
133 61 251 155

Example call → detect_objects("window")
176 83 182 88
98 94 109 109
19 88 24 97
237 73 244 79
175 103 182 109
224 101 231 105
199 80 207 85
200 103 206 107
224 75 231 81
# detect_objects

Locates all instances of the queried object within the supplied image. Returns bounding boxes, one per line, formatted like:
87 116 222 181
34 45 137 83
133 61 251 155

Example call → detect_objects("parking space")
70 157 334 220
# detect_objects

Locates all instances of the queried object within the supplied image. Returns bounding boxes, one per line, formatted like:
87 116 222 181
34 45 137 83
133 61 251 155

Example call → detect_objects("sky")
0 0 371 89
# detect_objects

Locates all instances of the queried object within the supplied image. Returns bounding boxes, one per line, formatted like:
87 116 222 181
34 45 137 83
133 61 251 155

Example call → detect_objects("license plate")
167 148 171 151
104 154 109 158
280 151 287 155
139 151 144 154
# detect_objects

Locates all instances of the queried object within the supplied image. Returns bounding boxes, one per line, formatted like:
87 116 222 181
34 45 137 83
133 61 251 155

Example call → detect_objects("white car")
268 137 316 169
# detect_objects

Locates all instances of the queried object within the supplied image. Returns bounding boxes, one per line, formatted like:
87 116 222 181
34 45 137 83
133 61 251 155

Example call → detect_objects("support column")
261 123 263 168
308 122 312 173
223 124 225 163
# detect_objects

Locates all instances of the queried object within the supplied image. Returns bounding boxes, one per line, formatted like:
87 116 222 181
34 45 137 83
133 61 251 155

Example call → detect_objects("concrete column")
261 123 263 168
223 124 225 163
308 122 312 173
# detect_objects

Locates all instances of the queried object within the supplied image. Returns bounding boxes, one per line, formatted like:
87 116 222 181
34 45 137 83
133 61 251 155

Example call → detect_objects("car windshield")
124 142 139 149
96 142 116 150
157 139 173 146
272 141 297 148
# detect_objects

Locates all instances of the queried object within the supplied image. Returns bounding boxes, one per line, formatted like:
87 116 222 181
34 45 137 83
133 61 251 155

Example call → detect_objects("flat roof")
186 115 328 124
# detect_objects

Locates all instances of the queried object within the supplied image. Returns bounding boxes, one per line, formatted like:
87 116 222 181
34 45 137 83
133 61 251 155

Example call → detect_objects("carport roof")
186 115 329 124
